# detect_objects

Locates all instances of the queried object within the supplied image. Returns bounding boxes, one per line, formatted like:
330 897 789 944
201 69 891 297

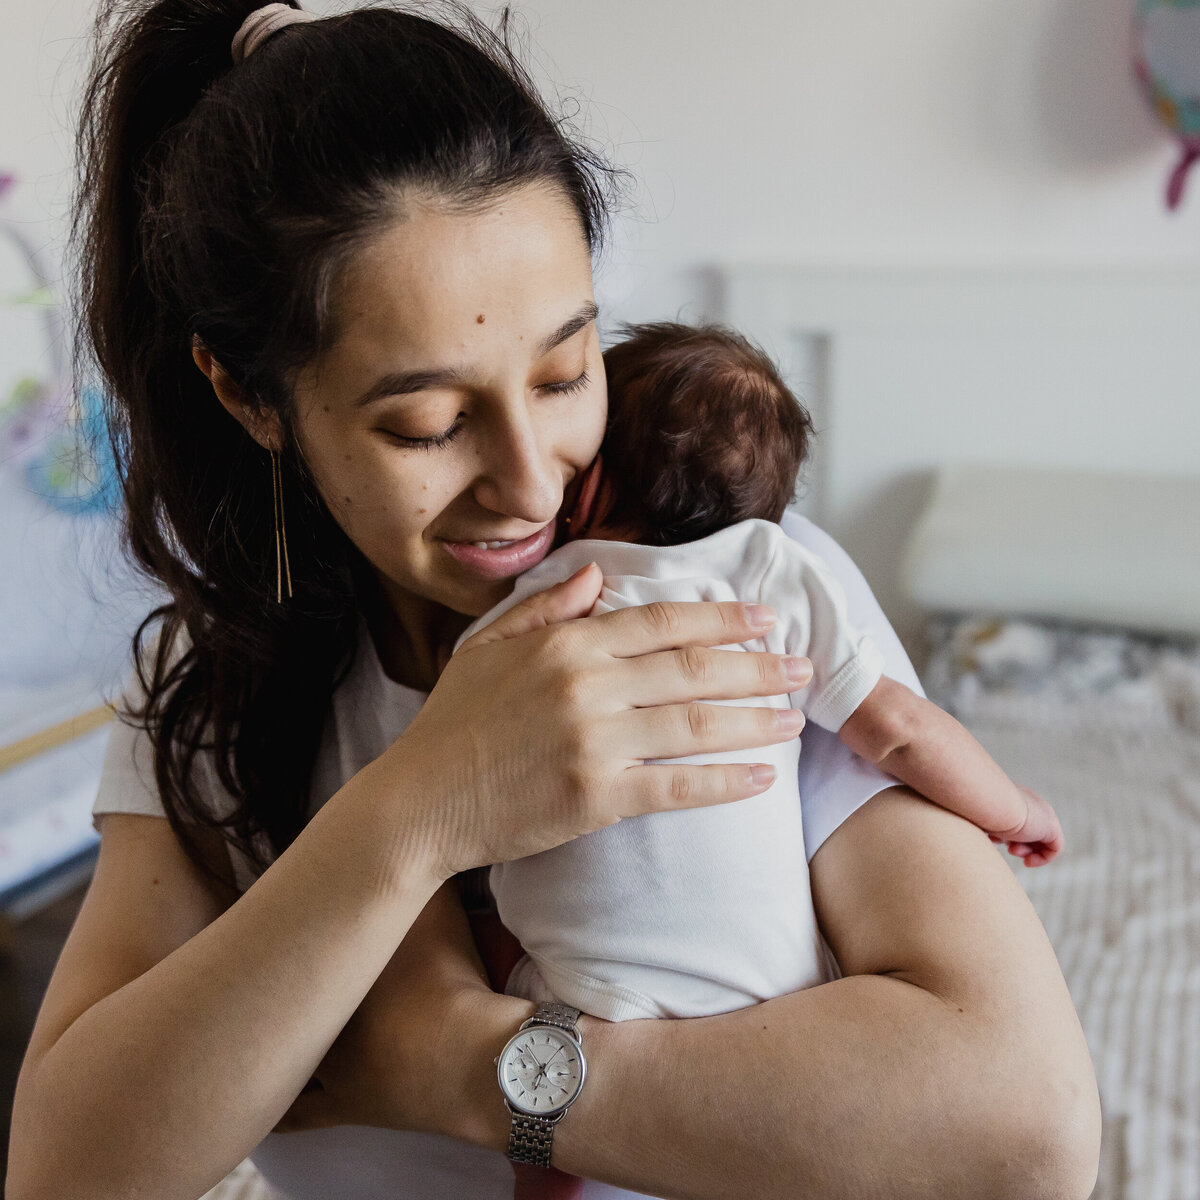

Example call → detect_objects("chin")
446 577 516 619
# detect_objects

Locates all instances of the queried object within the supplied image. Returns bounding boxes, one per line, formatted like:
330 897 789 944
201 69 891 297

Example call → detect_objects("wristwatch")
495 1001 588 1166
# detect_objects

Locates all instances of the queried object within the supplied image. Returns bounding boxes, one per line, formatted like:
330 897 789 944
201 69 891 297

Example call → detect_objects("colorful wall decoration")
1134 0 1200 209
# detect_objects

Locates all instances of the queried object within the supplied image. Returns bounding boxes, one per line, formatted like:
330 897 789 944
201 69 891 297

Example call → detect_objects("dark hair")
74 0 621 886
600 322 815 545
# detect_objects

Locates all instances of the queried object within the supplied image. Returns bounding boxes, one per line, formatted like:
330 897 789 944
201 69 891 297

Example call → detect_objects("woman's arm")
6 781 445 1200
7 571 805 1200
441 787 1099 1199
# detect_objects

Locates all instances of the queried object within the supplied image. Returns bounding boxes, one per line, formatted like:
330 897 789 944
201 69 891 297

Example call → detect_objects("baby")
455 321 1062 1000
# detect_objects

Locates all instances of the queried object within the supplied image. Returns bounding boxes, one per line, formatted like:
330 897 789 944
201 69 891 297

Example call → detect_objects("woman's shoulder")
777 512 871 589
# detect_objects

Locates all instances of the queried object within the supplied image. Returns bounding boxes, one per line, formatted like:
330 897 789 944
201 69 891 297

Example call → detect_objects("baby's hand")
988 785 1064 867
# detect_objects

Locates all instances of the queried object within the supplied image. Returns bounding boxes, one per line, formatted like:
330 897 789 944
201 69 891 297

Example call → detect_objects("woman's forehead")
330 184 595 363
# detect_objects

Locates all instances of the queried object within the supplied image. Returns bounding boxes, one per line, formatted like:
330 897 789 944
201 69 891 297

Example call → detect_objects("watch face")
497 1024 586 1116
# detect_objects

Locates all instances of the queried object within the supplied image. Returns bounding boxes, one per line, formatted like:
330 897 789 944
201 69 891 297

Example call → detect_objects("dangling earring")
270 448 293 603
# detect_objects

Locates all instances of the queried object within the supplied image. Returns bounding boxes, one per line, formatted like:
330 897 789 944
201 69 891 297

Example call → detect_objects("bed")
904 462 1200 1200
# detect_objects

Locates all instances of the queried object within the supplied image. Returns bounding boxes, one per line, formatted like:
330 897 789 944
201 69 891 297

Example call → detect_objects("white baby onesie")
452 519 887 1022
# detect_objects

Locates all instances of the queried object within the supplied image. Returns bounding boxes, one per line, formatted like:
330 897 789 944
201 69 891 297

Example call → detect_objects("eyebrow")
537 300 600 357
354 300 600 408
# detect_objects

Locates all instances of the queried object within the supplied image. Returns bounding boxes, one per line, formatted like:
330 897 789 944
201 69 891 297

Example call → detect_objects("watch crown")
493 1056 499 1065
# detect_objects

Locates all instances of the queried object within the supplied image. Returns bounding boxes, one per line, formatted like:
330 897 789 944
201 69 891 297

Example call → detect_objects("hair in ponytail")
73 0 620 885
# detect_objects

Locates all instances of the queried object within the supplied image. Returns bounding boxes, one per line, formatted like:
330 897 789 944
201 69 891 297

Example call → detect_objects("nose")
470 400 563 526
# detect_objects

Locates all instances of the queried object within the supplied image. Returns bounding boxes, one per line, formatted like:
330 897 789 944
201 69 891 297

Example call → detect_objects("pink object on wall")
1133 0 1200 210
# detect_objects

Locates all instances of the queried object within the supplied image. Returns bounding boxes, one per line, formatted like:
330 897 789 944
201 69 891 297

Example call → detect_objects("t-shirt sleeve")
756 534 885 733
91 712 170 832
91 626 183 832
777 513 925 862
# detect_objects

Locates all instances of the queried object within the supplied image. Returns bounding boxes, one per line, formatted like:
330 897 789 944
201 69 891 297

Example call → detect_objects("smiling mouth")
440 524 556 580
462 537 526 549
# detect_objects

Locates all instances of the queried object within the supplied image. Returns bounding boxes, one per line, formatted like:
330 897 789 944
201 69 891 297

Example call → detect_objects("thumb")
461 562 603 649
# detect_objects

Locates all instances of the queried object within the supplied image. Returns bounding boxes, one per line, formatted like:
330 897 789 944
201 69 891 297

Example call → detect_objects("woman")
6 3 1100 1198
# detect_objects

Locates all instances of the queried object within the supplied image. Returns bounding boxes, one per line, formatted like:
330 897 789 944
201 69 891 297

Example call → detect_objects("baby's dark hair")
600 322 814 546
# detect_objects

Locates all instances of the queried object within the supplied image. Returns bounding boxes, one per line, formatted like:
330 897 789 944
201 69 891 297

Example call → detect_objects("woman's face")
290 183 607 637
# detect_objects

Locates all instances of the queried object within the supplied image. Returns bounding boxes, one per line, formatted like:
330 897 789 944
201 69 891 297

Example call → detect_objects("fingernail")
777 709 805 733
783 656 812 685
749 765 776 788
745 604 776 628
568 562 597 581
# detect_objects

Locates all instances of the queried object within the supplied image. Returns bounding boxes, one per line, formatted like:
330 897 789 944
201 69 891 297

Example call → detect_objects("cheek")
571 384 608 459
298 434 433 540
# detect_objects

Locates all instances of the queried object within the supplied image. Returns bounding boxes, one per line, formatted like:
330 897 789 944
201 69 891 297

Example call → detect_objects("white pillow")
899 462 1200 637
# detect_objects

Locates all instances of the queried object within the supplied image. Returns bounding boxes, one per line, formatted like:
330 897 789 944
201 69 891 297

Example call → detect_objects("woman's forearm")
9 761 443 1200
453 790 1100 1200
458 974 1092 1200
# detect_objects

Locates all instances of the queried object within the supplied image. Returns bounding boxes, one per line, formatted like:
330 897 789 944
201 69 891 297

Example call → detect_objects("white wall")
500 0 1200 316
5 0 1198 306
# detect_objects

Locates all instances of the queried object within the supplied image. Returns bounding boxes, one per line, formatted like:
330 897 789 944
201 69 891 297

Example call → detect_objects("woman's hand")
272 881 506 1136
380 562 813 879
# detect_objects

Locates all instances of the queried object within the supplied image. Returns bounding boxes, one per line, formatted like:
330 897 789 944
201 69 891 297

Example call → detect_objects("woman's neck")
359 572 471 692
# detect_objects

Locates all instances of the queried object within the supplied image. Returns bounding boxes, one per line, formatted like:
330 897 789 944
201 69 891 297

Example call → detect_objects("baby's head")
570 322 814 546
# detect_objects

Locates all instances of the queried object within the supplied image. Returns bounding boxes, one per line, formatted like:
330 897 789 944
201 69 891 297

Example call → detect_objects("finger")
608 645 813 709
618 699 804 763
583 599 778 659
612 761 779 817
460 562 604 649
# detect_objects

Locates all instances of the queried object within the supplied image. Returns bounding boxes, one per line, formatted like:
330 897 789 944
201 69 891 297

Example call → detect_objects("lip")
440 522 556 581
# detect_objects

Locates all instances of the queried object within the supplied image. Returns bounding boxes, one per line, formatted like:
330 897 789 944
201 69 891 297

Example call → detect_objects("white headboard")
719 267 1200 649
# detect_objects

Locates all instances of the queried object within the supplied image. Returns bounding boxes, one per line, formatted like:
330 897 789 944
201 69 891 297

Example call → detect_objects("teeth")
470 539 519 549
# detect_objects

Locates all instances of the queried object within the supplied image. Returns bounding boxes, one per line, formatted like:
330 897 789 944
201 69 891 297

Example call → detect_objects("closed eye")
379 372 590 450
378 419 464 451
540 370 590 396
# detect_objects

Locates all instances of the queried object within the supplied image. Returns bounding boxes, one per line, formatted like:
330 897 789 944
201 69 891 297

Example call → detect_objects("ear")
192 336 282 453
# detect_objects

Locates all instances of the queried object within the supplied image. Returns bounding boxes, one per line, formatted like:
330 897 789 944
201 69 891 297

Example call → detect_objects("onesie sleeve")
756 530 885 733
776 513 925 863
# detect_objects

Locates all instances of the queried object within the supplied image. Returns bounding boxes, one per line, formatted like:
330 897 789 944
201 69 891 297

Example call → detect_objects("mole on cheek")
417 507 427 515
476 313 485 324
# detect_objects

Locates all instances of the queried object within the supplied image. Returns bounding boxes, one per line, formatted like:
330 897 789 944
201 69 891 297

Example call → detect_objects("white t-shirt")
454 519 887 1021
90 512 922 1200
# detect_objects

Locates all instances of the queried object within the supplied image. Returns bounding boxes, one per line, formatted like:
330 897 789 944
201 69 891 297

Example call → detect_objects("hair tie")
231 3 318 65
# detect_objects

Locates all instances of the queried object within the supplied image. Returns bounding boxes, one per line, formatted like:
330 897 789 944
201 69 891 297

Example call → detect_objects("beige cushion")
900 462 1200 637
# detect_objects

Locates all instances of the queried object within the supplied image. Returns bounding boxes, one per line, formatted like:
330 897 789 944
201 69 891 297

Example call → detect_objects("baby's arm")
838 677 1064 867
